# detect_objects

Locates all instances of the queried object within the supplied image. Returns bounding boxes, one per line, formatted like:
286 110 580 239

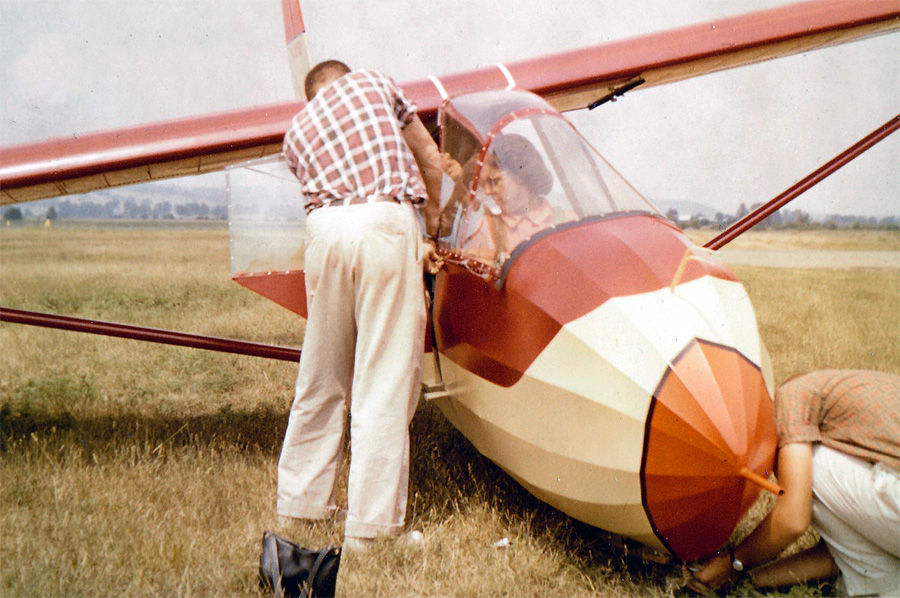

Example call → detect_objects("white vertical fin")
282 0 312 99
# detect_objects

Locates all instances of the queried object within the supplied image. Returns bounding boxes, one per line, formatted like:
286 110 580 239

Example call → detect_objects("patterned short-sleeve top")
775 369 900 471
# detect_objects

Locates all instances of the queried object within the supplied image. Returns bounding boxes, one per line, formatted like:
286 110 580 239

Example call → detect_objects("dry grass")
2 223 897 597
686 228 900 251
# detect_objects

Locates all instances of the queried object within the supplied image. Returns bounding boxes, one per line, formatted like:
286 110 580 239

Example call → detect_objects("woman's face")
480 157 529 217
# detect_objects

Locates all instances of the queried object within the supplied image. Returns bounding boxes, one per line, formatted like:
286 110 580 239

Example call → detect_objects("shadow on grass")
0 400 289 456
2 392 679 587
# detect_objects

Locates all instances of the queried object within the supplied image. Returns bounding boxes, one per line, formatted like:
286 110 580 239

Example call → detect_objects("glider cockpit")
437 90 661 268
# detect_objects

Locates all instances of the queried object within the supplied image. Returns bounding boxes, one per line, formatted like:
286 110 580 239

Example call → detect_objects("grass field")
2 223 898 597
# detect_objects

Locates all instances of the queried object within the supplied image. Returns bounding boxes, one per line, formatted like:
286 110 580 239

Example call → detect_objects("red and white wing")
1 0 897 204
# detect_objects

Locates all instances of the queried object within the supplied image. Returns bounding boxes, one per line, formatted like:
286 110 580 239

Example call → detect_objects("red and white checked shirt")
283 70 428 213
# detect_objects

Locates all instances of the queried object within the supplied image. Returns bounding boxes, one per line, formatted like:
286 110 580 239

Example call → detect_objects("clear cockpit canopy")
438 90 660 265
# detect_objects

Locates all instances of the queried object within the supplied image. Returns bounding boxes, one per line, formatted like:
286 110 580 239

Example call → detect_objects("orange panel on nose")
640 339 777 561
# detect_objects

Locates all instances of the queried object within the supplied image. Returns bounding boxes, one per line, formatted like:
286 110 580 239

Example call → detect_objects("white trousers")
276 201 426 538
811 445 900 597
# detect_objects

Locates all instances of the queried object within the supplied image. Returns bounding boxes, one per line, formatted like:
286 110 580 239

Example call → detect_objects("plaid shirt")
775 370 900 470
283 70 428 212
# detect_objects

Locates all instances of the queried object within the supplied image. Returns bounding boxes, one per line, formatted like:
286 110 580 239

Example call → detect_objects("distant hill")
26 181 227 209
15 181 228 220
651 199 719 220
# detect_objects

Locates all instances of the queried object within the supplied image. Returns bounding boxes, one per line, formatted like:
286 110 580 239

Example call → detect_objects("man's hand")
423 240 444 275
441 153 463 182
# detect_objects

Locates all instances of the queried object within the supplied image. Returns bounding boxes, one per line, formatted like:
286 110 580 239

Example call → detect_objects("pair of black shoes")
259 531 341 598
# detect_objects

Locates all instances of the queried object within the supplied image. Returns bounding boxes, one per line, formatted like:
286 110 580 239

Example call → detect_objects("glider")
1 0 898 562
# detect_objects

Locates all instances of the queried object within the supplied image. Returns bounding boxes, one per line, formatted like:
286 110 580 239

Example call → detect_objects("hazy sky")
1 0 897 217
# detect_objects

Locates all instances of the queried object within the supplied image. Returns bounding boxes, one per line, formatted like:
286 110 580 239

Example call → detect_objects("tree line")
4 199 898 230
3 198 228 222
664 203 899 230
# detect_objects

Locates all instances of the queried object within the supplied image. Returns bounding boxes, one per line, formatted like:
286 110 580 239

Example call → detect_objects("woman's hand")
684 553 740 594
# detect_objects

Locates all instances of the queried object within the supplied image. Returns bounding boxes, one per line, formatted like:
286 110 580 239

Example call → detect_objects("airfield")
691 229 900 268
1 223 898 596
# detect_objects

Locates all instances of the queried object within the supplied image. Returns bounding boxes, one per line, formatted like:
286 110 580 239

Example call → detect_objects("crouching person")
687 370 899 596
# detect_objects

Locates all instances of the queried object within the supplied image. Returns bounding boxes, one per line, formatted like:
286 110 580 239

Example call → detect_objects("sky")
1 0 898 218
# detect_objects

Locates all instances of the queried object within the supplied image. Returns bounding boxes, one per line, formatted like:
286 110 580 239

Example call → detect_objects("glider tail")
282 0 312 99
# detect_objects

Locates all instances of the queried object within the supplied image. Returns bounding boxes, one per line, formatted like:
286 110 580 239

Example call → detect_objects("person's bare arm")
750 539 838 588
688 442 814 592
402 115 442 238
740 443 814 559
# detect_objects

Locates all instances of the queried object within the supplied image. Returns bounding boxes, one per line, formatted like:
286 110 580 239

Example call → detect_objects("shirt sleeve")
774 376 824 448
283 118 301 176
385 74 417 128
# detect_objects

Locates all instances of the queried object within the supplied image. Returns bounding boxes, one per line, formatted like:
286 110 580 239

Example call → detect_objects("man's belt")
318 196 407 209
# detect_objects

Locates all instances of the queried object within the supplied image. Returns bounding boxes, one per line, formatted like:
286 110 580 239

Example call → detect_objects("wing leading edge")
1 0 897 205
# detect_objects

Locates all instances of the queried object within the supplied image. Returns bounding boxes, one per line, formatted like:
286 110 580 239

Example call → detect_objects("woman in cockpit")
441 133 554 264
480 133 555 261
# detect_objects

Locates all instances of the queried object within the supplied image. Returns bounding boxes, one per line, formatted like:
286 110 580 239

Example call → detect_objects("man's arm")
402 115 442 238
688 442 814 591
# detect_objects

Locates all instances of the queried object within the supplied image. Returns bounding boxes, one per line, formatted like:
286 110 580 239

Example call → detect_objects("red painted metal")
2 0 896 202
705 113 900 250
225 214 737 386
232 270 308 318
503 0 899 100
433 214 737 387
0 307 302 362
225 215 737 387
281 0 305 43
0 101 301 190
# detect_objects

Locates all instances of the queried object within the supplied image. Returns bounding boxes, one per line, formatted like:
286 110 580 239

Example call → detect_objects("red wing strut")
0 307 302 362
705 113 900 250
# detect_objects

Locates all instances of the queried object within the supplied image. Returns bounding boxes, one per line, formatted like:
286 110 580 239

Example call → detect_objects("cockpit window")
438 90 659 265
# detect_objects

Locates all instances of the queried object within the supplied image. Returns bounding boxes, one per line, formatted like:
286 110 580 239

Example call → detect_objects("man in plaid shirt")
276 60 443 550
689 370 899 596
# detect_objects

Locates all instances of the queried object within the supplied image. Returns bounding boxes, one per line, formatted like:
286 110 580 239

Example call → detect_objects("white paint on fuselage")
433 274 771 551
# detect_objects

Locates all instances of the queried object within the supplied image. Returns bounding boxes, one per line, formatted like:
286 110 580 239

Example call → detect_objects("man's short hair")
305 60 351 100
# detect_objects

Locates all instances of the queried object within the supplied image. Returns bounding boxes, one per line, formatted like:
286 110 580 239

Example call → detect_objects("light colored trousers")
811 445 900 597
277 200 426 539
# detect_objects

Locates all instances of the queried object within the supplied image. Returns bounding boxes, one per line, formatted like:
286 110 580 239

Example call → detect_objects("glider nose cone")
640 338 778 561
